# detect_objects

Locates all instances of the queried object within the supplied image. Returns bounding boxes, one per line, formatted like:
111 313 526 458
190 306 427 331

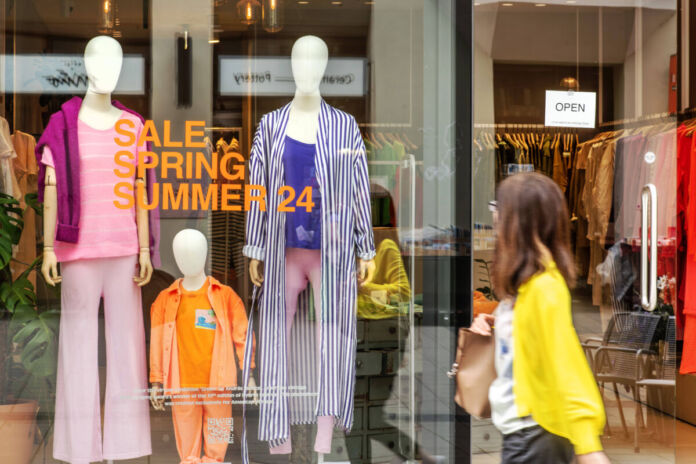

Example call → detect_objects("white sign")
1 54 145 95
544 90 597 128
219 56 366 97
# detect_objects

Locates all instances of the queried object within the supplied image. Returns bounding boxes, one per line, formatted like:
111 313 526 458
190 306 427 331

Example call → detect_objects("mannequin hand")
134 250 153 287
150 382 166 411
357 258 376 286
247 375 260 405
41 249 61 286
250 259 264 287
577 452 611 464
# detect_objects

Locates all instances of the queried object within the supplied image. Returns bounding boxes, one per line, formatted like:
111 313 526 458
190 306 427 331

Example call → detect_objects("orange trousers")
171 389 232 464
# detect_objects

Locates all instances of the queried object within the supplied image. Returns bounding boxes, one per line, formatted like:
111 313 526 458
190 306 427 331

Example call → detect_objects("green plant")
474 258 495 300
0 192 59 439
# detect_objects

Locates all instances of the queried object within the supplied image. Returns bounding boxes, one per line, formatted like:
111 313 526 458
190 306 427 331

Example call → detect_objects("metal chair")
634 316 676 452
584 312 661 439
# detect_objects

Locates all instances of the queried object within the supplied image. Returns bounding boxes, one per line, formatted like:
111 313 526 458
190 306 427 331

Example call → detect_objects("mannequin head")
291 35 329 95
84 35 123 95
172 229 208 278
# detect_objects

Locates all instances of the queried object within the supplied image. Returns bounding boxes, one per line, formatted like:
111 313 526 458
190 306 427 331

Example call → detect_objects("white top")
489 299 537 435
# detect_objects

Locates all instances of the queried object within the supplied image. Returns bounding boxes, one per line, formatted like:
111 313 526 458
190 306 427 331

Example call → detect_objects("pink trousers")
270 248 334 455
53 255 151 464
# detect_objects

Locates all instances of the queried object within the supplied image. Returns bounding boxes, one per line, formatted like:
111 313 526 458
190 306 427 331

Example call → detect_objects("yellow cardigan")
512 262 606 454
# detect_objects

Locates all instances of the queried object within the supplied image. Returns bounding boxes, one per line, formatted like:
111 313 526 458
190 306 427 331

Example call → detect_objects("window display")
0 1 462 463
35 36 156 464
243 35 376 460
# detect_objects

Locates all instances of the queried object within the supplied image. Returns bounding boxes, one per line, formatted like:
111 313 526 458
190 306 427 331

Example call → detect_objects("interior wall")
151 0 213 277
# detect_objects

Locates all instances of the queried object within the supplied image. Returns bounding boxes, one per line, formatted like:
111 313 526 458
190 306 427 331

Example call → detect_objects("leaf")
23 193 42 216
12 309 60 378
0 275 36 313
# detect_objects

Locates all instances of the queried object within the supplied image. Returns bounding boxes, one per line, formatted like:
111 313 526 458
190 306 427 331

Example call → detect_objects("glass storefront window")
474 1 680 462
2 1 693 463
0 1 467 463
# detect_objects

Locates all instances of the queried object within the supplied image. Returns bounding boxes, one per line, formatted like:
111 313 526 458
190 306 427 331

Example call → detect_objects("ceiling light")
566 0 577 3
331 0 342 4
535 3 547 6
297 0 309 3
237 0 261 25
502 2 514 6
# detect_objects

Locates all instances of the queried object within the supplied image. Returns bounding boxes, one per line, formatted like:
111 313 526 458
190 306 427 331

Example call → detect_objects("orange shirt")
150 276 255 390
176 281 215 388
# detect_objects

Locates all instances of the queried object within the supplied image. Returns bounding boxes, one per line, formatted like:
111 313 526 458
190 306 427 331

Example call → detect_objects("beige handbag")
448 327 497 419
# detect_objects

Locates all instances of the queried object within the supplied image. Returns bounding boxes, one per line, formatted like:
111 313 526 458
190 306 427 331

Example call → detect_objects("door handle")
641 184 657 311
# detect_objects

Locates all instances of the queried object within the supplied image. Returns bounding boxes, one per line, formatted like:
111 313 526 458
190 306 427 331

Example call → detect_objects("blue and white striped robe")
242 100 376 452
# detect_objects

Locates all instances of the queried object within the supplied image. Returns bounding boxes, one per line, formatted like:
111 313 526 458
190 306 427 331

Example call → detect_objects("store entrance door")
471 1 679 462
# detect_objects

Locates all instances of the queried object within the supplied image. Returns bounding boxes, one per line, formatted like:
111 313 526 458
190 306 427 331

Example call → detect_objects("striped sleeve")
243 117 269 261
351 120 376 260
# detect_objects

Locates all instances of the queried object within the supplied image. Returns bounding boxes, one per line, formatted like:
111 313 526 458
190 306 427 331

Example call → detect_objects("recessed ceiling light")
502 2 514 6
331 0 342 4
566 0 577 3
535 3 547 6
297 0 309 4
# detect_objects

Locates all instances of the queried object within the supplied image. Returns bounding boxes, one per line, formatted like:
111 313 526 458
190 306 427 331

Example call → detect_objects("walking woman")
470 173 610 464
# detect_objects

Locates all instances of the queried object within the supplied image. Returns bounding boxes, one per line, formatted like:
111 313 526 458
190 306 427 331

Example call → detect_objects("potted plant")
0 192 59 463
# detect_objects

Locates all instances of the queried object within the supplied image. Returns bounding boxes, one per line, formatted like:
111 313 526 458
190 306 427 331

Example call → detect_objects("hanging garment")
10 131 38 286
35 96 160 266
0 117 19 198
677 125 692 330
243 101 376 453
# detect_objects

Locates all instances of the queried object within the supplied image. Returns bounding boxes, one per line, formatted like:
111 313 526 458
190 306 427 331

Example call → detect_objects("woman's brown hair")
492 172 577 298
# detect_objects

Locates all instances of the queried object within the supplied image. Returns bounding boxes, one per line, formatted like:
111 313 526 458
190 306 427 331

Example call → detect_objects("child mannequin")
150 229 255 464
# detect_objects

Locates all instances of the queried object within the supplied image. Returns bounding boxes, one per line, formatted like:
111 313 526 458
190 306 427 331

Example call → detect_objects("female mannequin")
36 36 157 464
244 35 375 460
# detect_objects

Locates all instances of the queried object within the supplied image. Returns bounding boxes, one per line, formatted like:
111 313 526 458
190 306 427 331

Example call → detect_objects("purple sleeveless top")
283 136 322 249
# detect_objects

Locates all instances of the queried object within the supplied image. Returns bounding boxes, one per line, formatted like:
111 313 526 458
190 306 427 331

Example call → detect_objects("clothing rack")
474 123 591 131
358 122 412 128
599 112 675 129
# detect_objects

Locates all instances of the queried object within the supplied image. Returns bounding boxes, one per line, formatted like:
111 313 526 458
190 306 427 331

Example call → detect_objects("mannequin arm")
133 178 153 286
149 382 165 411
41 167 61 286
358 258 376 286
249 259 264 287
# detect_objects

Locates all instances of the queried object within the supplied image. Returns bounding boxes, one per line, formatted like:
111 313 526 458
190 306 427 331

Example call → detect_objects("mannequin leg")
268 247 310 454
52 259 104 464
306 252 334 454
102 255 152 460
201 389 232 462
172 390 204 464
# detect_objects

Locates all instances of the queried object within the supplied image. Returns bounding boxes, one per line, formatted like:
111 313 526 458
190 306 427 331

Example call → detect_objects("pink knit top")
41 112 143 262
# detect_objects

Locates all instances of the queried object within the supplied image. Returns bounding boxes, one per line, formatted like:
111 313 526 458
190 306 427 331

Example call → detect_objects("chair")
583 312 661 439
634 316 676 452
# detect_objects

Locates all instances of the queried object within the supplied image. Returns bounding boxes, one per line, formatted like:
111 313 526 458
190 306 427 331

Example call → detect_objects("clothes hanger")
401 132 419 151
376 132 390 148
